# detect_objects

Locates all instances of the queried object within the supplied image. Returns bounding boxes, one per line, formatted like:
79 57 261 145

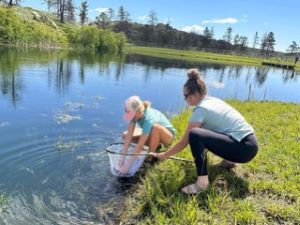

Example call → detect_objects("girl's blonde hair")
143 101 151 109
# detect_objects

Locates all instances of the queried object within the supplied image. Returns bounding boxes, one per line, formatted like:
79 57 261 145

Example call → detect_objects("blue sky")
23 0 299 52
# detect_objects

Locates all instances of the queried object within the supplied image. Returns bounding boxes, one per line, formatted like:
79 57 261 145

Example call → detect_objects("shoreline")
125 45 300 72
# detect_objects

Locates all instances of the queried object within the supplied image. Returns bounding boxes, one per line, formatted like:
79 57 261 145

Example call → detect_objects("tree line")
81 3 300 55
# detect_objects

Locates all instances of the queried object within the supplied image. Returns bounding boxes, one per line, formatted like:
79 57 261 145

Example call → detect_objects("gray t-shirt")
189 96 254 142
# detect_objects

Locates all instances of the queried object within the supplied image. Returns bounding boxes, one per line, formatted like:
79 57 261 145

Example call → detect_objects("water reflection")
1 48 300 107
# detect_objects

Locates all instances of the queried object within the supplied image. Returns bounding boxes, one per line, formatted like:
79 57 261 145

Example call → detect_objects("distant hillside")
112 22 233 51
0 5 126 52
91 20 272 57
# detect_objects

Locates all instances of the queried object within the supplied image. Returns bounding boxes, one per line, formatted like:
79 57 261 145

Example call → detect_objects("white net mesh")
106 143 149 177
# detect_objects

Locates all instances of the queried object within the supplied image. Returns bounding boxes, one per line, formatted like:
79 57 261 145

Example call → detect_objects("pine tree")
253 32 259 49
4 0 21 7
117 6 126 22
79 0 88 25
265 32 275 53
44 0 67 23
287 41 298 53
148 10 158 26
210 27 214 39
107 8 114 22
260 33 268 52
240 36 248 48
223 27 233 43
203 27 212 39
233 34 240 46
96 12 109 28
66 0 75 23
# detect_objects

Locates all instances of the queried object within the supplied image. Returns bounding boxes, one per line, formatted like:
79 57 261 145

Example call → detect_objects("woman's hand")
149 152 169 160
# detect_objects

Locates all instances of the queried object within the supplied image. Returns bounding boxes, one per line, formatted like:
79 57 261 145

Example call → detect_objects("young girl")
118 96 176 175
152 69 259 194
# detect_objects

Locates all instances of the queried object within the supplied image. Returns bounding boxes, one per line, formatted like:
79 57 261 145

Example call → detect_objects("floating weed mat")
106 143 149 178
54 136 91 151
54 113 81 124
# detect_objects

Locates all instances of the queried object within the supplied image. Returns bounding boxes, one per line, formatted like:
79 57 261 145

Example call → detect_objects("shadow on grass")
208 164 250 199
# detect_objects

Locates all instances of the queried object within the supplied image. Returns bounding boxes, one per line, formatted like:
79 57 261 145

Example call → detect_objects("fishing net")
106 143 149 177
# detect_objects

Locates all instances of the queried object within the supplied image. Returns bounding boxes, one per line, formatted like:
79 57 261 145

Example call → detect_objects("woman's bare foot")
181 182 208 194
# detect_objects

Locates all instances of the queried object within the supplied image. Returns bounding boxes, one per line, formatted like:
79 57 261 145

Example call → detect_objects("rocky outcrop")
31 10 59 30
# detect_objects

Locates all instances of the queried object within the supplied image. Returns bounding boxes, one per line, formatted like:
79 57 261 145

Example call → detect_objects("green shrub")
0 6 126 52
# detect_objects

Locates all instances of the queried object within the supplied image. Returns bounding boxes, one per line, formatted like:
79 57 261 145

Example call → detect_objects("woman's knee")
189 127 206 142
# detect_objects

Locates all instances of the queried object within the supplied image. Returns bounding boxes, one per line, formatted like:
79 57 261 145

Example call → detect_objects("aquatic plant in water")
65 102 85 112
0 194 6 213
54 113 81 124
54 136 80 151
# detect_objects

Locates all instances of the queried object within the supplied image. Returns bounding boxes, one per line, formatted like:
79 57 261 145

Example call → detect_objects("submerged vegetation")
0 194 5 213
119 101 300 224
0 6 126 53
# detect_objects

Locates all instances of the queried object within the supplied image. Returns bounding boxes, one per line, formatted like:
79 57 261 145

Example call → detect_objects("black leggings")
189 128 258 176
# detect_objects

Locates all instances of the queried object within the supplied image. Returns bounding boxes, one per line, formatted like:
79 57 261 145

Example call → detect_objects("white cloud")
180 25 204 34
243 14 248 18
202 17 238 24
90 7 110 14
163 17 176 25
138 15 148 23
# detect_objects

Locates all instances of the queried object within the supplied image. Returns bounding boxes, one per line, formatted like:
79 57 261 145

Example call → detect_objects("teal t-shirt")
189 96 254 142
136 107 176 136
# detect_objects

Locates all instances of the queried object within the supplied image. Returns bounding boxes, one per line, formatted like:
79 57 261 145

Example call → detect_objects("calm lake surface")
0 48 299 224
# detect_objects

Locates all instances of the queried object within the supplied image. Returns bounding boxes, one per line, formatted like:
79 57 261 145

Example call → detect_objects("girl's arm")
124 133 149 169
154 122 201 160
122 122 136 153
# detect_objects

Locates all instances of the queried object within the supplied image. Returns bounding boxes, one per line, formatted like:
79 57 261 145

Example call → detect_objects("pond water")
0 48 299 224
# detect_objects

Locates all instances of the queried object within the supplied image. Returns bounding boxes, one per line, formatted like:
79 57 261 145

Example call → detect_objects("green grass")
118 101 300 225
125 46 300 72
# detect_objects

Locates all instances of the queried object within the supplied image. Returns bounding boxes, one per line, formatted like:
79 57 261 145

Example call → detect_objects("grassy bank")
0 6 126 53
119 101 300 224
125 46 300 71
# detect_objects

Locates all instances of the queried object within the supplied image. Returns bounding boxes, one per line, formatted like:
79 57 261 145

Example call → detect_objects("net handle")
106 142 194 163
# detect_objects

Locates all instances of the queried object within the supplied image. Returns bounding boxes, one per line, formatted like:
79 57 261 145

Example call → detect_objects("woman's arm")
154 122 201 160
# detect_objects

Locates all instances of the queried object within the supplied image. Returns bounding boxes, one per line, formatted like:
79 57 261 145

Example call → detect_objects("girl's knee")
122 131 127 139
151 124 161 131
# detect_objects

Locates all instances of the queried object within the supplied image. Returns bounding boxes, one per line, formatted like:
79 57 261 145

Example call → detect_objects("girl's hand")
149 152 169 160
118 155 126 167
119 164 129 174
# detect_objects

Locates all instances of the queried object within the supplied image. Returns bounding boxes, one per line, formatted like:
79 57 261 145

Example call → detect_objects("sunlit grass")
125 46 300 71
119 100 300 224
